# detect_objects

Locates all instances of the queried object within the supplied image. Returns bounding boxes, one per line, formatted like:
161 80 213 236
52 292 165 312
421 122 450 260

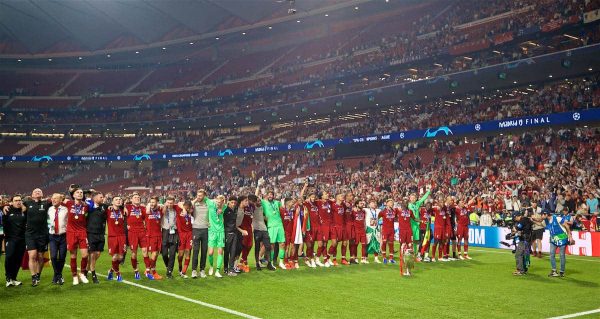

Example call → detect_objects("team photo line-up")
1 176 573 287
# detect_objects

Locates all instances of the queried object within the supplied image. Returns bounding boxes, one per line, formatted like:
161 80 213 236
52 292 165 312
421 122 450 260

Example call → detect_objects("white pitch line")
470 249 600 263
73 267 260 319
546 308 600 319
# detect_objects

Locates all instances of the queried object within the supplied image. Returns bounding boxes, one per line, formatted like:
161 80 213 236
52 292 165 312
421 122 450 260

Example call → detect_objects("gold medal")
186 221 189 225
115 221 119 225
75 215 79 220
136 215 140 219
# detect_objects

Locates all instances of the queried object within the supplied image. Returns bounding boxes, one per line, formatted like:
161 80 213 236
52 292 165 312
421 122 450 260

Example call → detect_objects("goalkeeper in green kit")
256 178 287 270
207 195 226 278
408 185 431 261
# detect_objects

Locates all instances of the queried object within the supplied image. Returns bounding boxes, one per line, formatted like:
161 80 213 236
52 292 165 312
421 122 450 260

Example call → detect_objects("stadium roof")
0 0 361 56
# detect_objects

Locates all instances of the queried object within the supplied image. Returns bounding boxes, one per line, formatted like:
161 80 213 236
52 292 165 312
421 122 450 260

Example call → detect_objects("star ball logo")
475 124 481 131
304 140 324 149
573 112 580 121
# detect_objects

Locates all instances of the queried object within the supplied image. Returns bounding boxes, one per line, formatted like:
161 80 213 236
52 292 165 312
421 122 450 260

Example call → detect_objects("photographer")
544 211 571 277
511 212 532 276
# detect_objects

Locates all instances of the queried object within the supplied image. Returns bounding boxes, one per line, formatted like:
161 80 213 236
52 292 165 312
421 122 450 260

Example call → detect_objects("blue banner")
1 109 598 162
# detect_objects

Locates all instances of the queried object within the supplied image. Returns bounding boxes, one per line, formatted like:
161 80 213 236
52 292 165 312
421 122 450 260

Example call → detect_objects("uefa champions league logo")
475 124 481 131
572 113 580 121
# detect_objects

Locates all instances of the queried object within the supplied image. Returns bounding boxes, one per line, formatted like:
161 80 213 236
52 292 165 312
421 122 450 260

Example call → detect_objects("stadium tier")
1 1 600 318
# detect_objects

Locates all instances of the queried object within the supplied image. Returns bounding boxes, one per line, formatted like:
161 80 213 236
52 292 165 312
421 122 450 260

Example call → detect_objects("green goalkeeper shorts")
268 225 285 243
208 230 225 248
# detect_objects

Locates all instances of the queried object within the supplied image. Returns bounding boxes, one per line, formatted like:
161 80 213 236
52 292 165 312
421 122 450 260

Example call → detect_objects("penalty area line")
547 308 600 319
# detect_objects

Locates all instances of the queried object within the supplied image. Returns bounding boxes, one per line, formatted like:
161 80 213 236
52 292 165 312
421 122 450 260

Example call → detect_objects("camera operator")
511 211 532 276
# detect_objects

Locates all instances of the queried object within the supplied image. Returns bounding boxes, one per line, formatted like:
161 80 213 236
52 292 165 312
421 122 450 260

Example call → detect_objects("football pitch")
1 247 599 319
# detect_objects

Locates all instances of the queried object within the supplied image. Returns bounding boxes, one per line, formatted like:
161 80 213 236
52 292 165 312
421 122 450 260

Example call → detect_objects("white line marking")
547 308 600 319
71 266 260 319
470 249 600 263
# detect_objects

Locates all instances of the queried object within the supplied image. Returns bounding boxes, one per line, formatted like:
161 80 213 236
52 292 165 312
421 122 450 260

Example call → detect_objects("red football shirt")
352 208 366 233
176 209 193 233
145 207 163 237
378 207 397 233
281 206 294 230
457 207 470 227
432 206 447 229
316 200 333 226
331 202 345 227
397 209 414 232
126 204 146 233
240 206 253 230
343 202 353 226
65 200 89 233
303 201 320 229
106 206 126 236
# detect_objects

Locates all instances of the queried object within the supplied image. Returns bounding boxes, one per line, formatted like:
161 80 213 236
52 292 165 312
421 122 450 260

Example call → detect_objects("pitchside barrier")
392 225 600 257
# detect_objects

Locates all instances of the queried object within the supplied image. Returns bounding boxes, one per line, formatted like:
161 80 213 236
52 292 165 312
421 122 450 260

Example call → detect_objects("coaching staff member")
3 195 26 287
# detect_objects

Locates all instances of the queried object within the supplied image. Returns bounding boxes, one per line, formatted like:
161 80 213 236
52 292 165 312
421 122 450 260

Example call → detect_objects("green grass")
1 246 599 319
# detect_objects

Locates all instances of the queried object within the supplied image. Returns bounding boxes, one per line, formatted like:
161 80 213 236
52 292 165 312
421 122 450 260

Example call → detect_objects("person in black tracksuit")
23 190 51 287
3 195 26 287
223 197 240 276
86 192 108 284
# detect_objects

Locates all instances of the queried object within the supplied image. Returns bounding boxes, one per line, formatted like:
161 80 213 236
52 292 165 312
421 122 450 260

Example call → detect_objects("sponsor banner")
584 9 600 24
449 39 491 55
467 226 600 257
493 32 514 45
541 20 563 32
2 109 599 162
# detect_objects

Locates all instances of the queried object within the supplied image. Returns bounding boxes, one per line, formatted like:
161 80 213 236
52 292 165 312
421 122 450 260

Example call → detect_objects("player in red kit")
315 191 333 267
378 199 398 264
351 200 368 264
328 194 346 266
177 201 194 278
145 197 163 279
124 193 151 280
419 202 433 262
281 198 296 269
106 196 126 282
431 199 447 262
237 198 254 272
303 193 321 268
444 197 458 261
456 199 473 260
397 201 419 268
64 187 90 285
341 192 354 265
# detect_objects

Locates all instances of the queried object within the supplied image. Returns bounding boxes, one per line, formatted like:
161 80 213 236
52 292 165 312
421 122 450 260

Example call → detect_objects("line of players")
2 180 475 287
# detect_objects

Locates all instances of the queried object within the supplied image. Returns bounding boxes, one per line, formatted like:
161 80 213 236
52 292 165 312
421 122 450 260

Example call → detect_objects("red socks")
70 258 78 276
143 256 151 270
182 258 190 274
131 258 138 271
111 260 120 273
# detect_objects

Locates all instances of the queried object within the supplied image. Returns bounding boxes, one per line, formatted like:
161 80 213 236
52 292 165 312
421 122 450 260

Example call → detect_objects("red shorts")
398 230 413 244
67 231 88 251
381 230 395 242
434 228 446 241
331 226 344 241
343 224 352 241
108 235 127 255
284 225 294 245
241 228 253 247
456 225 469 239
317 224 331 241
445 227 456 240
354 231 367 245
129 231 147 250
305 228 317 243
147 235 162 252
178 231 193 250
